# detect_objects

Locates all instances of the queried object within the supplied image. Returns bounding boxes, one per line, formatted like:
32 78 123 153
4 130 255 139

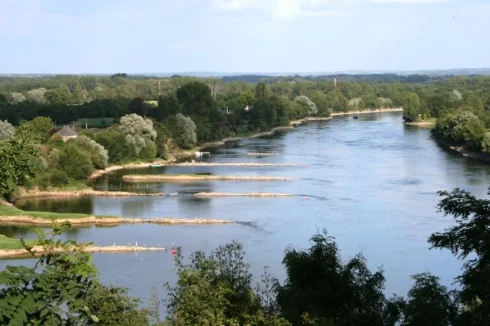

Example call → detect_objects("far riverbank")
88 108 404 180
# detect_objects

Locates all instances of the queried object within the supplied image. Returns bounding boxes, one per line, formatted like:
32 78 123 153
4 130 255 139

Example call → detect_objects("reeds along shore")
122 175 296 182
194 192 293 197
0 244 167 259
0 216 233 227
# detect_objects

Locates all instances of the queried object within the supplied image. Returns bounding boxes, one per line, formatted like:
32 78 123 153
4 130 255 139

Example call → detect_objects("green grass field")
0 234 25 250
0 205 89 219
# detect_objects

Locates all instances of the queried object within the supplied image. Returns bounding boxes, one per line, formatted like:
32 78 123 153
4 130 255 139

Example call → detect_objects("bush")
58 144 94 180
49 170 69 187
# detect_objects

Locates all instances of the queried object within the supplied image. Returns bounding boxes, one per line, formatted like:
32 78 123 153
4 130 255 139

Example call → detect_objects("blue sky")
0 0 489 74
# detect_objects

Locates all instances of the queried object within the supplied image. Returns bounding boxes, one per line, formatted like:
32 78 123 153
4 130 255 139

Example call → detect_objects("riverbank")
87 108 403 180
0 242 166 259
404 118 437 128
122 174 296 182
433 137 490 163
0 215 233 227
331 107 403 116
15 188 164 200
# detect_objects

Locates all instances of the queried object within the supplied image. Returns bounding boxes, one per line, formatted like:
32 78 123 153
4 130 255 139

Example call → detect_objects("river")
3 112 490 307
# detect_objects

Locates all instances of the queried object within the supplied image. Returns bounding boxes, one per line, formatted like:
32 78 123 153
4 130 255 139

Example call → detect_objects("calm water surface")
4 112 490 305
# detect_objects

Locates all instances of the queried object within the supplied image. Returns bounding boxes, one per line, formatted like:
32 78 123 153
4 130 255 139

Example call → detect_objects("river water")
3 112 490 305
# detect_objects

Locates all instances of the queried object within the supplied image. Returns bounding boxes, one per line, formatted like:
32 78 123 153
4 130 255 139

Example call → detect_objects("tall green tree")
276 230 387 325
429 188 490 324
176 82 214 116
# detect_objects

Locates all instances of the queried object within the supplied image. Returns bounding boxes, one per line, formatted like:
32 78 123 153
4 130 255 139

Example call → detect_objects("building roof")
56 125 78 137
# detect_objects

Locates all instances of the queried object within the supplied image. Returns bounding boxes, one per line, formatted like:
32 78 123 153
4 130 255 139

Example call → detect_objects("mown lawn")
0 234 24 249
0 205 89 219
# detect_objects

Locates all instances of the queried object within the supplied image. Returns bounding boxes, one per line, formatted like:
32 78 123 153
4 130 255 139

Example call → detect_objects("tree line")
1 187 488 325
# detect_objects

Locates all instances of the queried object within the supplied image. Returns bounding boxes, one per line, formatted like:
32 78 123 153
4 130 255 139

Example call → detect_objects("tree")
176 82 214 116
45 84 73 104
95 127 137 163
0 134 41 199
128 97 147 117
85 285 149 326
58 143 94 180
0 225 100 325
174 113 196 149
255 82 268 101
119 114 157 155
68 135 109 169
165 242 289 325
0 120 15 141
294 95 318 116
276 230 387 325
432 111 486 148
26 88 47 104
429 188 490 324
10 92 26 103
402 92 422 122
154 122 171 159
391 273 457 326
481 132 490 153
17 116 54 143
155 95 180 120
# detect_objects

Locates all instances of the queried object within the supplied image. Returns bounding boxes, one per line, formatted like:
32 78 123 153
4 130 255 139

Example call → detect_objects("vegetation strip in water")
122 174 296 182
0 205 232 226
194 192 292 197
0 241 166 259
16 189 165 200
170 162 300 167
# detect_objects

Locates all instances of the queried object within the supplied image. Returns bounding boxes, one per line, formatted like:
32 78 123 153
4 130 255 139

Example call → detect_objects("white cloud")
213 0 450 19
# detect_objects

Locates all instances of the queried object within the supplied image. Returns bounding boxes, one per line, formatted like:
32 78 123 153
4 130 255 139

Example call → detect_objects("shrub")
58 144 94 180
49 170 69 187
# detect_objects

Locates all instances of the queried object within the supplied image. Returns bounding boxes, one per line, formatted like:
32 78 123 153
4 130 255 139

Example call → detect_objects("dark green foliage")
165 242 290 325
139 139 157 161
255 82 269 100
128 97 147 116
276 230 387 325
0 225 99 325
49 170 70 187
154 95 180 120
432 112 486 149
85 285 149 326
429 188 490 324
176 81 214 116
0 133 42 199
400 273 457 326
95 127 136 163
58 144 94 180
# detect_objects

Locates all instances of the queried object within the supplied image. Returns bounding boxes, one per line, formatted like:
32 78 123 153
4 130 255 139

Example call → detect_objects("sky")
0 0 489 74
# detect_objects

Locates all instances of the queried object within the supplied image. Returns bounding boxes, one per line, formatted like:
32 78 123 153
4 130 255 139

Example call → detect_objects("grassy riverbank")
0 203 91 220
15 188 164 200
0 238 167 259
122 174 296 182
